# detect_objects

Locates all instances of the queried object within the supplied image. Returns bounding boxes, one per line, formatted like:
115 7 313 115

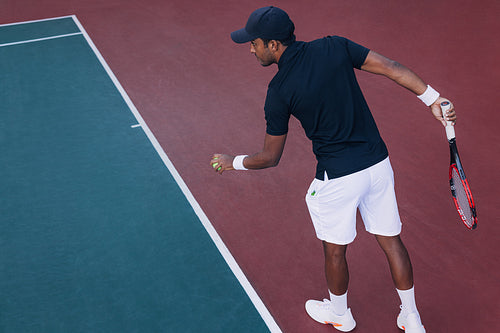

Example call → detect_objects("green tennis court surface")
0 17 276 332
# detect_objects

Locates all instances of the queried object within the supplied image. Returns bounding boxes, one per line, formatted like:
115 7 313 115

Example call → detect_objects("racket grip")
440 101 455 140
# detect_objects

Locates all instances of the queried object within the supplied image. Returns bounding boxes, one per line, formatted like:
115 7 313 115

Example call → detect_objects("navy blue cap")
231 6 295 44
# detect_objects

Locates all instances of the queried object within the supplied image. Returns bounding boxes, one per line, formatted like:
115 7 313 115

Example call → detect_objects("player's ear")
269 40 279 51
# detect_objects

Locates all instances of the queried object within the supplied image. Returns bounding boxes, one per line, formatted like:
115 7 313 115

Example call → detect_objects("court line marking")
0 32 83 48
69 15 282 333
0 15 75 28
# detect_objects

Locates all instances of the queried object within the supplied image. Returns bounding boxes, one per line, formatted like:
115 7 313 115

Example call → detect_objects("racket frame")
448 138 477 229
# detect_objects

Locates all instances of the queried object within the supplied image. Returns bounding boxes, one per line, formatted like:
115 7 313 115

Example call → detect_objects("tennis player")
211 6 456 333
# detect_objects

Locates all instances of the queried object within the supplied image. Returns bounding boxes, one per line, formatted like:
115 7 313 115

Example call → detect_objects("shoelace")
321 299 331 305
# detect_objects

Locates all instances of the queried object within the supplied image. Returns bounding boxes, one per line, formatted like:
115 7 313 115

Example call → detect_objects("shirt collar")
277 41 300 69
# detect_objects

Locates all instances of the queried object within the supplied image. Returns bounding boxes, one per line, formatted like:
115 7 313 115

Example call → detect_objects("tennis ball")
212 163 218 169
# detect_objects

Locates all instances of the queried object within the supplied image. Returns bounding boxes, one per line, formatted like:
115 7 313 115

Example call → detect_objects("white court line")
70 15 282 333
0 15 75 28
0 32 83 48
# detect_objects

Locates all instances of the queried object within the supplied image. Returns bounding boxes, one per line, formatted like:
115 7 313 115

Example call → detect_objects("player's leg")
359 157 425 332
322 241 349 295
375 235 426 332
303 240 356 332
304 172 366 332
304 240 355 332
375 234 413 290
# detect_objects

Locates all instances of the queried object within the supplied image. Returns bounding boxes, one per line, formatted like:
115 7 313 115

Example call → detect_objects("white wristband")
417 85 440 106
233 155 248 170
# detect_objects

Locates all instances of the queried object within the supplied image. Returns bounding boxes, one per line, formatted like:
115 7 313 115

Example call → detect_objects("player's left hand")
431 97 456 126
210 154 235 174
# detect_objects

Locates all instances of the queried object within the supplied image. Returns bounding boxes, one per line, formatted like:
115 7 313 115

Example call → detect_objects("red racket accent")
449 164 477 229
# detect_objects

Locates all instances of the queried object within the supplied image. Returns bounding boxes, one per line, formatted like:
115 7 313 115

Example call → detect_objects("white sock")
397 286 418 314
329 290 348 315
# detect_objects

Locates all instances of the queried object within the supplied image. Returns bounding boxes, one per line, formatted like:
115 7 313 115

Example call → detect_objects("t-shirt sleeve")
334 36 370 69
264 86 290 136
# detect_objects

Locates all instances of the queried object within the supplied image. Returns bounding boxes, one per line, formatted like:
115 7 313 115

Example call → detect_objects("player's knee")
323 242 347 262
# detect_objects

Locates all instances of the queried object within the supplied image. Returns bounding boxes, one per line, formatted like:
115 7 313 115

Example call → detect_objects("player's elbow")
269 157 281 167
386 60 407 80
262 156 280 168
262 153 281 168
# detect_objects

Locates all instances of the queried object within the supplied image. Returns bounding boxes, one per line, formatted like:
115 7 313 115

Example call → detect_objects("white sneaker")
397 307 426 333
305 299 356 332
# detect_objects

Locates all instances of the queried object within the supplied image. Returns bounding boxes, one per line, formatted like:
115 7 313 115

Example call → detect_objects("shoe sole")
397 314 426 333
325 320 355 332
305 301 356 332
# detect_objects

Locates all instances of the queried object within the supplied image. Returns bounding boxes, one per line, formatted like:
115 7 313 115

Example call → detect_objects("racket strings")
450 167 476 228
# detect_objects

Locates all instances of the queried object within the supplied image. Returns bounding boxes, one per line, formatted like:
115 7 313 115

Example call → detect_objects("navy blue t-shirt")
264 36 388 179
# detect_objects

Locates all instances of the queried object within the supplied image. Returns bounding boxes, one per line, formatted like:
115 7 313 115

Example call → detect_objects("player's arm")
211 133 287 174
360 50 456 126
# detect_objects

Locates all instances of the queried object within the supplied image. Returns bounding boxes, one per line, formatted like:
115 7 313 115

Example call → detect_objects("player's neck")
274 45 288 64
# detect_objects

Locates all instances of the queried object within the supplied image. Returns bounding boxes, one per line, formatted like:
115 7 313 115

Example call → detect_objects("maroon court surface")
2 1 499 332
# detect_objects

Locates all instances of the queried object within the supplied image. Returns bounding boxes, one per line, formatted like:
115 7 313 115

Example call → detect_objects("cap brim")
230 28 254 44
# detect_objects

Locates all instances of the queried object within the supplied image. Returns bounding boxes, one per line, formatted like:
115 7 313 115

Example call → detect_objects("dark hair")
261 34 296 47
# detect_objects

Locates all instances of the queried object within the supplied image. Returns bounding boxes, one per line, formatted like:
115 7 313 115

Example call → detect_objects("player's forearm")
362 51 427 95
211 132 286 174
244 151 281 169
243 132 287 169
210 147 282 174
384 61 427 96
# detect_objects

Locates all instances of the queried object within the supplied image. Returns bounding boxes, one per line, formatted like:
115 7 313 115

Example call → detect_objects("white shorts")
305 157 402 245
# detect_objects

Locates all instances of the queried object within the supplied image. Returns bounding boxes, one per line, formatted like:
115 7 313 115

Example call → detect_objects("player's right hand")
210 154 235 175
431 97 456 126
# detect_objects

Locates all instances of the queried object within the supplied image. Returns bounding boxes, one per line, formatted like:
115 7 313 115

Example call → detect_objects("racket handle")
440 101 455 140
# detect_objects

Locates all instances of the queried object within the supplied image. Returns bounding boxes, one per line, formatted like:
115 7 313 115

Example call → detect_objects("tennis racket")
440 101 477 229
